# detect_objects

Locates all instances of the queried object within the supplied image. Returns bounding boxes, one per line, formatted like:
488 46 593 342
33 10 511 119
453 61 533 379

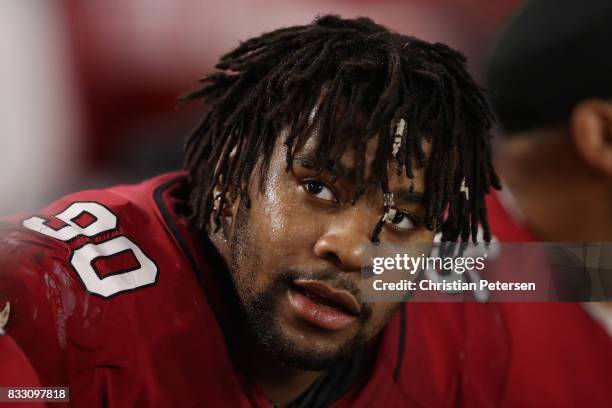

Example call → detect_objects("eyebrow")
294 154 425 205
294 154 354 180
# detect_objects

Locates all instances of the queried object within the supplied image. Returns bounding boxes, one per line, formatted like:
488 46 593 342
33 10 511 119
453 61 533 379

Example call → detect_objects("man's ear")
571 99 612 177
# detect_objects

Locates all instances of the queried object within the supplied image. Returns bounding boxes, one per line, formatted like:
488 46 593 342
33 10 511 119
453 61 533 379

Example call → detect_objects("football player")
1 15 507 407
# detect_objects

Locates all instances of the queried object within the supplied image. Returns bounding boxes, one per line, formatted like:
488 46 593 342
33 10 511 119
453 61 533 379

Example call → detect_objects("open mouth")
286 279 361 331
292 280 361 315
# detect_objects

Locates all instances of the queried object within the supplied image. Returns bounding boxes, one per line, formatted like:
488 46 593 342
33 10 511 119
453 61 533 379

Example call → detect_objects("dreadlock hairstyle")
182 14 501 243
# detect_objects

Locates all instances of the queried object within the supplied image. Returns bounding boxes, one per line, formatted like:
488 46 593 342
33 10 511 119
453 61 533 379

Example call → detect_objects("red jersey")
486 192 612 407
0 333 45 408
0 173 509 407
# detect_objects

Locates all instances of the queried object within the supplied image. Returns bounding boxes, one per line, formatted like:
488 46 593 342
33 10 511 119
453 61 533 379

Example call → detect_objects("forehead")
291 128 429 193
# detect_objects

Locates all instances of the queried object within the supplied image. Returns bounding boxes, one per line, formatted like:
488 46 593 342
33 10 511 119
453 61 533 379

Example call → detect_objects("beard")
227 203 373 371
241 269 372 371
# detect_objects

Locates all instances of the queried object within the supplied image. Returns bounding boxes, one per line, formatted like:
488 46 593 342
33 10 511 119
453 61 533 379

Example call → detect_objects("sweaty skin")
209 130 435 405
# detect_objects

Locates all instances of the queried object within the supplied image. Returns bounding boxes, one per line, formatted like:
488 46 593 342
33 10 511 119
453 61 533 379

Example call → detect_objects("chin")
268 339 353 371
241 284 368 370
264 320 366 371
282 316 359 348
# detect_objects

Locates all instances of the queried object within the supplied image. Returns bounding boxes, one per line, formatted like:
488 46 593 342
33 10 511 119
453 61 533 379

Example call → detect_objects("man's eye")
390 211 416 230
302 180 336 202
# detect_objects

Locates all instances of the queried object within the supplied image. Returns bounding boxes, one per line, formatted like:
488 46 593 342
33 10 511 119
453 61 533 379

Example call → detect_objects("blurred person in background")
0 15 510 408
486 0 612 406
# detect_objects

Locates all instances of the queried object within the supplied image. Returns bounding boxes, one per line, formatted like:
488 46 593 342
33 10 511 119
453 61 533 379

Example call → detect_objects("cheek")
251 175 317 256
243 176 321 276
411 229 436 242
257 169 289 239
379 226 436 244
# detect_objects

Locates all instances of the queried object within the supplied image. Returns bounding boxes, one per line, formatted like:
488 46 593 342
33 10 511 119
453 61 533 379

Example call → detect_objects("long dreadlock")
182 14 500 242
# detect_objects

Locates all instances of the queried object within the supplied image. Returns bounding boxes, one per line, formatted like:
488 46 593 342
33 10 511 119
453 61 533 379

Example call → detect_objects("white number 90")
22 202 158 298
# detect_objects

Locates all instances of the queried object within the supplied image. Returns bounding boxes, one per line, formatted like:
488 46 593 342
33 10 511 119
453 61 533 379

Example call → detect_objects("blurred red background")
0 0 523 215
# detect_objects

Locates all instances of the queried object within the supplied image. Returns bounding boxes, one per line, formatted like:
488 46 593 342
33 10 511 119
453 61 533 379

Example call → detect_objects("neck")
235 335 323 407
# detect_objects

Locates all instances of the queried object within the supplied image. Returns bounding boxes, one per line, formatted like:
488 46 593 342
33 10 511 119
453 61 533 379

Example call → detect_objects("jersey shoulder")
0 172 246 405
14 171 187 245
1 171 189 297
0 172 201 379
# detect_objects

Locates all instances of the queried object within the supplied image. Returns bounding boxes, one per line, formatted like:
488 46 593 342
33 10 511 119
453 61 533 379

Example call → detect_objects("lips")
286 279 361 331
292 279 361 316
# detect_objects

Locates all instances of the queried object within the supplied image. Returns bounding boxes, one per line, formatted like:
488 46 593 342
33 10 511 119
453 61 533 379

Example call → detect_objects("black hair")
183 14 500 242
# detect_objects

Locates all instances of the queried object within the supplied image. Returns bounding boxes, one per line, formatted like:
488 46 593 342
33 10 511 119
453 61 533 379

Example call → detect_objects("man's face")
225 131 434 371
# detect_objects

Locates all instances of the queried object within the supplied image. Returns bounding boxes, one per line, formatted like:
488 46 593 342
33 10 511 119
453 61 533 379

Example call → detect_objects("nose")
313 208 373 272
